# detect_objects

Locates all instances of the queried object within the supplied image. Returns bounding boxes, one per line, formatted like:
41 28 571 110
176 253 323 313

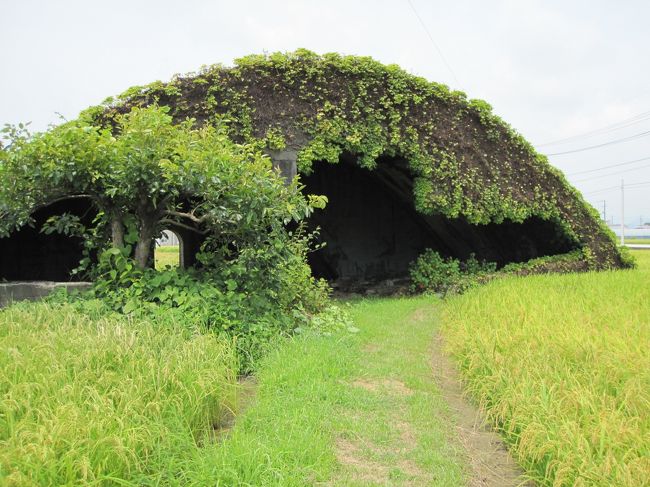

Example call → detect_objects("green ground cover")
442 250 650 486
3 252 648 486
1 296 465 486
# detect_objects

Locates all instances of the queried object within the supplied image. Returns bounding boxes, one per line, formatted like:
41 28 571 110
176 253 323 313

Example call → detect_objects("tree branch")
164 209 210 224
159 218 209 235
32 194 94 212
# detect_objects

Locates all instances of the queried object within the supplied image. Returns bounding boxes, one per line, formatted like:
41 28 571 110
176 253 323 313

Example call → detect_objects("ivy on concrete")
82 49 627 270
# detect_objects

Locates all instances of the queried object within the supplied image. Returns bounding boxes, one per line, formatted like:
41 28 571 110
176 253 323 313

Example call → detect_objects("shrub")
409 250 497 295
409 249 462 294
76 227 334 372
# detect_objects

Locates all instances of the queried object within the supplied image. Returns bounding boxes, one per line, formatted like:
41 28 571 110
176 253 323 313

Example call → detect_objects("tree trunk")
134 220 155 269
110 213 125 248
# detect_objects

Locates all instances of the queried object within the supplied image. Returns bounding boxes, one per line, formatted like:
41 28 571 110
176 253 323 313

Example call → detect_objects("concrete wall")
0 282 92 308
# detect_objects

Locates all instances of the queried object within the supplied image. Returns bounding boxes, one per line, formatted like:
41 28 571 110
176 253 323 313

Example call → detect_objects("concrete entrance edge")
0 282 92 308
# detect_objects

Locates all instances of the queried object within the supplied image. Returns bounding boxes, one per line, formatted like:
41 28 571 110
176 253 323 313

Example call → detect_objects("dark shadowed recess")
0 198 95 281
302 156 578 282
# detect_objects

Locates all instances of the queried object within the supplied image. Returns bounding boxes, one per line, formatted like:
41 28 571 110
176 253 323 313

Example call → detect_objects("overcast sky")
2 0 649 226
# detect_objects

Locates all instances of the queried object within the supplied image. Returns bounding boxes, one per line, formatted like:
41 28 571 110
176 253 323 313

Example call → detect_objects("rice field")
442 251 650 486
155 244 180 270
0 301 237 485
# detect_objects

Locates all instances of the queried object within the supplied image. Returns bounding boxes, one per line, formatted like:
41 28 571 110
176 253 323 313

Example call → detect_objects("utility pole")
593 199 607 222
621 179 625 245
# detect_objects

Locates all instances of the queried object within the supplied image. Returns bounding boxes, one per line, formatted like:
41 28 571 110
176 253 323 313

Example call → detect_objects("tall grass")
443 251 650 486
0 301 237 485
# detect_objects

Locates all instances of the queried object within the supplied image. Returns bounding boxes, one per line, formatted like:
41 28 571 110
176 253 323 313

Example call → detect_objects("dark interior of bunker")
0 157 578 285
0 198 95 281
302 156 578 286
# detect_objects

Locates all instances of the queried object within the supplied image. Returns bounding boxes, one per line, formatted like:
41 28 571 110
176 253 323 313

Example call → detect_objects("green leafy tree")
0 106 318 270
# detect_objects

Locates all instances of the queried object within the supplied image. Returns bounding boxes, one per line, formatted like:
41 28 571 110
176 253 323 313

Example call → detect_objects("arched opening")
154 225 204 271
155 230 181 270
302 156 578 283
0 197 96 281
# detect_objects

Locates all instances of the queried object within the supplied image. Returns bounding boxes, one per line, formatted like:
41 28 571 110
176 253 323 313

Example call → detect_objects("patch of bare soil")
431 332 534 487
334 433 429 485
335 437 391 484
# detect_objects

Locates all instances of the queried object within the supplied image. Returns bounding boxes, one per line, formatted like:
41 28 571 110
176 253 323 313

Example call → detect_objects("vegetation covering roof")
84 49 627 269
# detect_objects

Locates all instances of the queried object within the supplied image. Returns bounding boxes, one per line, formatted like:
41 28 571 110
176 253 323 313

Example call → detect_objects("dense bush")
85 230 333 371
409 249 496 295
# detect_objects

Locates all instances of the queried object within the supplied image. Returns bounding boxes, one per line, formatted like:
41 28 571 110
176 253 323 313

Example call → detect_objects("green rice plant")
0 301 237 485
442 251 650 486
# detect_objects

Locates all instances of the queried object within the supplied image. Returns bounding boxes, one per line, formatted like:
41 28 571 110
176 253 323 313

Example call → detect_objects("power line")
537 110 650 147
584 180 650 195
546 130 650 156
572 162 650 183
584 185 620 195
406 0 460 87
567 155 650 176
627 180 650 187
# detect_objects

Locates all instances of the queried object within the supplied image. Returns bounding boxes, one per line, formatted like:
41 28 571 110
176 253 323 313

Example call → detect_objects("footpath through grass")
442 251 650 486
0 296 466 485
186 296 466 486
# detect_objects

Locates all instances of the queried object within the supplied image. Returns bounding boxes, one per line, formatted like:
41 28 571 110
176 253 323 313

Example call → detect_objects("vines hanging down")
85 49 628 270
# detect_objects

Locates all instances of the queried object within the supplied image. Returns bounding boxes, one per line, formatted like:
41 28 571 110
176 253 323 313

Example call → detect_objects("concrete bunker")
302 156 578 282
0 197 95 281
5 51 625 281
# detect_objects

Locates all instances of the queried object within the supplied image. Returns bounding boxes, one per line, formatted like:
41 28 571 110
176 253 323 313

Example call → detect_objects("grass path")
197 296 522 485
332 297 466 485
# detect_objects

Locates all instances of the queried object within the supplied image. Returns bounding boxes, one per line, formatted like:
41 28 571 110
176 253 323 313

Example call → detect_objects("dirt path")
431 329 533 487
328 298 532 486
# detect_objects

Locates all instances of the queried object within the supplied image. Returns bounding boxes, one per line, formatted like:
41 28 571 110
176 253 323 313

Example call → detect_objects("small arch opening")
155 230 182 270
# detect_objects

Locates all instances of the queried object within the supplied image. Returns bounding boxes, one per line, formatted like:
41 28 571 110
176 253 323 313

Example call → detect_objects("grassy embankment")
442 250 650 486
